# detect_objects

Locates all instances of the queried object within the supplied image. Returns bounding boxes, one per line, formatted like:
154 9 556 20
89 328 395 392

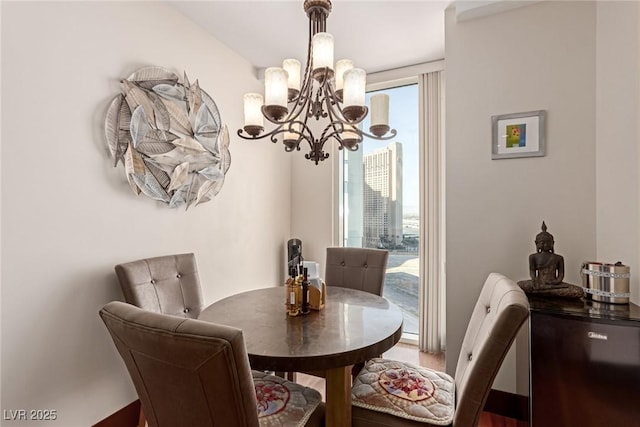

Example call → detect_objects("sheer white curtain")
418 70 446 353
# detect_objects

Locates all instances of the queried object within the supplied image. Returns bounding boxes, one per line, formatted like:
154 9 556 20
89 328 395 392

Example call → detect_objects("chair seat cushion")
351 358 455 425
253 371 322 427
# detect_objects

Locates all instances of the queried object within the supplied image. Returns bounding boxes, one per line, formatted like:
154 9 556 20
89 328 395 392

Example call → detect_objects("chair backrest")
100 301 259 427
453 273 530 427
325 247 389 296
114 253 203 318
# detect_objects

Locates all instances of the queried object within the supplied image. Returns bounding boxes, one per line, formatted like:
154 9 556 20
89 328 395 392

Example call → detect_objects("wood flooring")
296 342 528 427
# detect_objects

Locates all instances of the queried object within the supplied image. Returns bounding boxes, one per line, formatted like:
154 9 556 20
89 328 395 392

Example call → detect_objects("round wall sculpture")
105 66 230 209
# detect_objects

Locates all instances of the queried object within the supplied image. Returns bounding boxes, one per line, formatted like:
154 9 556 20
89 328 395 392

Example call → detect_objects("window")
339 83 420 337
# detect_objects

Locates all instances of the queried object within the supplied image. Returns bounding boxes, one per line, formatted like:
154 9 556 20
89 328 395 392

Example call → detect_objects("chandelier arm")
288 117 314 151
355 127 398 141
237 114 309 144
316 122 335 148
299 95 319 154
298 70 313 105
323 82 343 116
237 127 277 140
319 76 334 120
289 44 313 107
322 125 347 141
321 99 348 147
323 121 359 143
297 131 315 153
296 69 319 118
237 122 287 141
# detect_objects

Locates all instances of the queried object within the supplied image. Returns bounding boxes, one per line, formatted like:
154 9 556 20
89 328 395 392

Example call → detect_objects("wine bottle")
294 271 303 315
287 267 300 316
301 267 310 315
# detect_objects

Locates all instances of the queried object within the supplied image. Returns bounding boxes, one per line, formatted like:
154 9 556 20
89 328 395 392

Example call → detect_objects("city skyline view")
342 83 420 335
362 84 419 215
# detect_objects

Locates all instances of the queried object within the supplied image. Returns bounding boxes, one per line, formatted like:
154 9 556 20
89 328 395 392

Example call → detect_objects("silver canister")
581 261 631 304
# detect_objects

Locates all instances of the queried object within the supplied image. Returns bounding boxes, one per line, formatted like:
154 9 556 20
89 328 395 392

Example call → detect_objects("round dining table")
198 286 404 427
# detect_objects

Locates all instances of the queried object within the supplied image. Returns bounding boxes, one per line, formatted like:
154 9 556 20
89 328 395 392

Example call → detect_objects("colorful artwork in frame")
492 110 545 159
506 124 526 148
104 66 231 209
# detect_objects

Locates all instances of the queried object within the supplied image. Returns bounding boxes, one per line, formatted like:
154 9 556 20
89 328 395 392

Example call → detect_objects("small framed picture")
491 110 546 159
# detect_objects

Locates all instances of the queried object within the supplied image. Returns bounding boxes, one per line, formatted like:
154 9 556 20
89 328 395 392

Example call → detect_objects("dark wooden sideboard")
528 296 640 427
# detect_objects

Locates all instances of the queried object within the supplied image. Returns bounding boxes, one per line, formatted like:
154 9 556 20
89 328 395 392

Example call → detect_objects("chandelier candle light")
238 0 396 164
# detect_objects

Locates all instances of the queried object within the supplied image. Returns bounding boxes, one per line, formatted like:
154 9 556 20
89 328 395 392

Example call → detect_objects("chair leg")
274 371 297 382
137 406 146 427
286 371 297 382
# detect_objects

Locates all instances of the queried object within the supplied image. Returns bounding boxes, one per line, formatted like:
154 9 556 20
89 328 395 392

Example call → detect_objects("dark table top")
198 286 404 372
528 295 640 324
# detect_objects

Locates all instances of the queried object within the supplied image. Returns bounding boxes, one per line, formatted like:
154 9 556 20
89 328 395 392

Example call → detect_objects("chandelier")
237 0 397 165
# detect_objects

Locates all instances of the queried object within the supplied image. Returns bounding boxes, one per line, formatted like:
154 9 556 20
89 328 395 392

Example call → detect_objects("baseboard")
484 389 529 421
92 400 141 427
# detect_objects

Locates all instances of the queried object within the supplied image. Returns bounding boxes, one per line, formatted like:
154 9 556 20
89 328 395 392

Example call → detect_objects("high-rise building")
343 148 364 248
363 142 403 249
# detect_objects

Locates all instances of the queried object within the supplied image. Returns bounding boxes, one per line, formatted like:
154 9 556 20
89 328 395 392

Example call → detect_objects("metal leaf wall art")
105 66 231 209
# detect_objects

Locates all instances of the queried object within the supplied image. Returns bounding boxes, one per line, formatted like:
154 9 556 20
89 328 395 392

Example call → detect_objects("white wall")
595 1 640 305
289 122 338 272
1 2 291 425
445 0 598 391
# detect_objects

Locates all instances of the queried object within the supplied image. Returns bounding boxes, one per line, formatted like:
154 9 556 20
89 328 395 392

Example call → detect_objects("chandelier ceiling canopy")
237 0 396 165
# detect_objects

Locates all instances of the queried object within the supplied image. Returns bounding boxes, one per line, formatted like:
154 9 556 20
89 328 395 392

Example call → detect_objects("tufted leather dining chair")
350 272 530 427
100 301 324 427
114 253 203 319
325 247 389 296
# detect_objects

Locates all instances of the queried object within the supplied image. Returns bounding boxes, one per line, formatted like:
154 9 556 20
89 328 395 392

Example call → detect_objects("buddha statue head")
535 221 554 254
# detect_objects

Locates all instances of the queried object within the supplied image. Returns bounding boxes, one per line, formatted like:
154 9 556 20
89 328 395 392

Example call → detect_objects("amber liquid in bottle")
287 267 301 316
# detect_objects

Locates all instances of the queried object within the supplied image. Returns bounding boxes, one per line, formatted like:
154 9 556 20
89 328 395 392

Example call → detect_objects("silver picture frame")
491 110 546 159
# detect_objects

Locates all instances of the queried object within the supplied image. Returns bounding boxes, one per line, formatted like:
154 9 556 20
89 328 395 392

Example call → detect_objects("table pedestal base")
325 365 353 427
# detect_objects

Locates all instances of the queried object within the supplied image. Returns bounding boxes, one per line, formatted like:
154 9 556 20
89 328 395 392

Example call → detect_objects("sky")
361 84 419 215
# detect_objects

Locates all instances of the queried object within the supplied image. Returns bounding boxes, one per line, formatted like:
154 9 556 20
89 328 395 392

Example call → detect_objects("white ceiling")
167 0 450 74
